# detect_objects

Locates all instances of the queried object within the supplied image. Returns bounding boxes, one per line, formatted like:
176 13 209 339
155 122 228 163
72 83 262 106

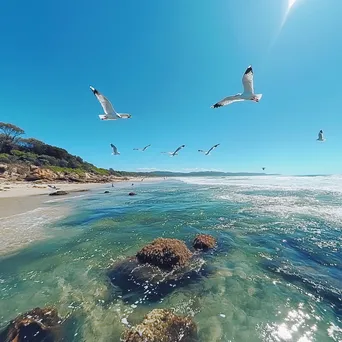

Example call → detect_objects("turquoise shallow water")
0 176 341 341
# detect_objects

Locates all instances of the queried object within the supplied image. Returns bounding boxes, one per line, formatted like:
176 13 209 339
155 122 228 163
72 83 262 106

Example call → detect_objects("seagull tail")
254 94 263 101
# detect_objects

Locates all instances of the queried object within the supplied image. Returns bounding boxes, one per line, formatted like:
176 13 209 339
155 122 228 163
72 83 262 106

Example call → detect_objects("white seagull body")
211 65 263 108
133 144 151 151
198 143 220 155
161 144 185 157
110 144 120 155
90 86 132 121
317 130 325 142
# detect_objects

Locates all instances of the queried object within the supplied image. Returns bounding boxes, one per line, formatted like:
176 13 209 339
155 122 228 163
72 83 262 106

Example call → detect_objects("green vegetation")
0 122 129 176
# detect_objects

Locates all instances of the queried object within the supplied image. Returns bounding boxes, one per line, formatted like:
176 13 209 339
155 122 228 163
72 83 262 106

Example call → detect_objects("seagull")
110 144 120 155
317 130 325 142
198 143 220 156
262 167 266 171
48 185 58 190
161 145 185 156
89 86 132 121
133 144 151 152
211 65 263 108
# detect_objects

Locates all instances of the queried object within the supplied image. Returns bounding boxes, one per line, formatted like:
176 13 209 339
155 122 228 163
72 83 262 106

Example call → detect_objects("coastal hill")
0 122 139 183
0 122 267 183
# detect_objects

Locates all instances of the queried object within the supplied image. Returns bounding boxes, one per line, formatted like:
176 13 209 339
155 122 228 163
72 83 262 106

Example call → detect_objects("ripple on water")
0 178 341 341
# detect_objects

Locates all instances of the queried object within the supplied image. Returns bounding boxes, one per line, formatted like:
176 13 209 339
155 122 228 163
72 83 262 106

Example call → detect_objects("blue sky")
1 0 341 175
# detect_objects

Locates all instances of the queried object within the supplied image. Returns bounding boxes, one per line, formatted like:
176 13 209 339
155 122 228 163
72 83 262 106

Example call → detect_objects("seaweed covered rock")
121 309 197 342
193 234 216 251
108 238 211 303
0 307 62 342
108 255 206 303
136 238 192 270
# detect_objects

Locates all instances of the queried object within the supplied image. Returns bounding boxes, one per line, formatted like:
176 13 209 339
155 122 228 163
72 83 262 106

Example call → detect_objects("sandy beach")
0 181 118 256
0 177 150 217
0 182 105 217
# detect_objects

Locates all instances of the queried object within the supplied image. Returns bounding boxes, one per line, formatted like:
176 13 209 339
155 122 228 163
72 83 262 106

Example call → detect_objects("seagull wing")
173 145 185 154
207 143 220 154
242 65 254 94
110 144 118 154
117 113 131 119
143 144 151 151
211 95 244 108
90 86 116 115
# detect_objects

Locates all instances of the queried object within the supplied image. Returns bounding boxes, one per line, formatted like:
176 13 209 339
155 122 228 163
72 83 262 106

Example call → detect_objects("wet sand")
0 182 104 217
0 178 163 255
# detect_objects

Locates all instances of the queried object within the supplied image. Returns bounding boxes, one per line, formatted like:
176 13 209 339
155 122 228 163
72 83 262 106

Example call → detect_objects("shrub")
0 153 11 163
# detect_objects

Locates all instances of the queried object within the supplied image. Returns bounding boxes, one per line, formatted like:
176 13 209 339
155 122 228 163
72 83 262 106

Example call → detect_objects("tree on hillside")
19 138 45 153
0 122 25 153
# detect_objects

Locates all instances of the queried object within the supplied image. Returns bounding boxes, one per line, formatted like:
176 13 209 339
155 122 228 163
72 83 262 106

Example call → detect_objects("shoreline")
0 177 164 218
0 182 106 217
0 177 164 256
0 181 112 256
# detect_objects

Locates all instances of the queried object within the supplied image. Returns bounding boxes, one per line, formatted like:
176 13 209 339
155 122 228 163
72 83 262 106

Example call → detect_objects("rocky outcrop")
0 163 128 183
0 307 62 342
0 163 8 174
121 309 197 342
25 165 58 181
108 239 208 303
193 234 216 251
49 190 69 196
136 238 192 270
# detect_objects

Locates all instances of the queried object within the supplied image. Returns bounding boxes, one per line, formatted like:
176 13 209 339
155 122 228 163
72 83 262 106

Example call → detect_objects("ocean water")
0 176 341 342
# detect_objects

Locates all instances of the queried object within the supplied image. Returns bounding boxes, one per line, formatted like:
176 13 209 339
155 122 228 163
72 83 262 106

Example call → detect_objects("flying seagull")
317 130 325 142
90 86 132 121
48 185 58 190
133 144 151 152
198 143 220 156
161 145 185 156
262 167 266 171
110 144 120 155
211 65 263 108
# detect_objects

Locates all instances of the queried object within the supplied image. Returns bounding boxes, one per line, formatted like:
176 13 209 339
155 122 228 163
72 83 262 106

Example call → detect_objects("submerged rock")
193 234 216 251
108 239 208 303
0 307 62 342
128 192 136 196
121 309 197 342
49 190 68 196
136 238 192 270
104 190 110 194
